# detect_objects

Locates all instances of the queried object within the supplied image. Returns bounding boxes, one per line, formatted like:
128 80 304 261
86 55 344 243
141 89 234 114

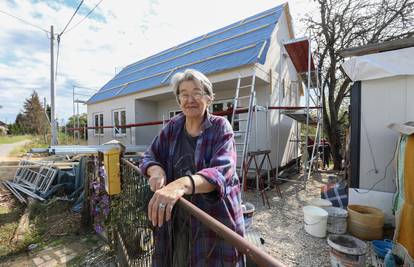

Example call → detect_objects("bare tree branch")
304 0 414 169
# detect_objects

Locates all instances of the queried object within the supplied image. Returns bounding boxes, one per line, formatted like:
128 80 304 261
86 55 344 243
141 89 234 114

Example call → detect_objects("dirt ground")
0 144 337 267
243 172 334 267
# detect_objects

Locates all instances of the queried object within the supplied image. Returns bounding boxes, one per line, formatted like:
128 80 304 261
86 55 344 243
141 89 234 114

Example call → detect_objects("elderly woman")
140 69 244 266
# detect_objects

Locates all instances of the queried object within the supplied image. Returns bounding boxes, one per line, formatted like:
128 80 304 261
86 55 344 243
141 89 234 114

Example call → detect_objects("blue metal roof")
88 4 284 104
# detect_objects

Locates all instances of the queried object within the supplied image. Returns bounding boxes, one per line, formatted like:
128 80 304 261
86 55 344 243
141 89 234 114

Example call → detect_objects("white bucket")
242 202 255 230
303 205 329 238
310 198 333 208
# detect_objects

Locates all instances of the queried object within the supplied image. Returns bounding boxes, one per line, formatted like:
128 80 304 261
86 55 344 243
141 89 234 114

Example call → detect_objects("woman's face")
178 80 211 119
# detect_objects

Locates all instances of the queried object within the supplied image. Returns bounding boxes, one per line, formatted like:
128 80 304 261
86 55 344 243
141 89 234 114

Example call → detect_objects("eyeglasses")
178 91 208 101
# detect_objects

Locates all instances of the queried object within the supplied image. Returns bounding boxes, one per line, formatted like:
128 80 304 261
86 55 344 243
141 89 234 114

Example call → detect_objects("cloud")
0 0 316 124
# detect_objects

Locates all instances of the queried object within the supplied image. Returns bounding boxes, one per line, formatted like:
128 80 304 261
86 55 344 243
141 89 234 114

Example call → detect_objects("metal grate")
109 159 154 267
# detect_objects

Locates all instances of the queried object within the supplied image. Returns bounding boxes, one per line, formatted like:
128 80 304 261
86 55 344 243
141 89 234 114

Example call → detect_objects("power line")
55 35 61 81
60 0 84 35
0 9 49 33
65 0 104 34
73 86 99 91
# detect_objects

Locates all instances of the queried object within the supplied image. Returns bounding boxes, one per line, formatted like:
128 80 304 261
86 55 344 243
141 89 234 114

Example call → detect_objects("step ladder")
231 73 256 193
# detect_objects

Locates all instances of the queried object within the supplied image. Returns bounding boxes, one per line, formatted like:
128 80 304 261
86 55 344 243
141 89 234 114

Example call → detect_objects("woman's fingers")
149 176 165 192
157 202 166 227
147 187 182 227
164 200 175 222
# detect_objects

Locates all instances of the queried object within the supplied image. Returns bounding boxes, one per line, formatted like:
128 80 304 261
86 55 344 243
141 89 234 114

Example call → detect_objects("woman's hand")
148 181 186 227
147 165 166 192
147 175 215 227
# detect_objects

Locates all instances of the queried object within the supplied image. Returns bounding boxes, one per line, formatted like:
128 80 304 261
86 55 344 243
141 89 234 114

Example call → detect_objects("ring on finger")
158 203 166 209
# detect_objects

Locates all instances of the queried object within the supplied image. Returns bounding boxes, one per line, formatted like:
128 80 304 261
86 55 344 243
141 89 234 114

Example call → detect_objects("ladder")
231 73 256 192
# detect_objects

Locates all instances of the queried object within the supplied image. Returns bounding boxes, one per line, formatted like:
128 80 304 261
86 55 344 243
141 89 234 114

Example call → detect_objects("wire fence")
110 158 154 266
86 156 285 267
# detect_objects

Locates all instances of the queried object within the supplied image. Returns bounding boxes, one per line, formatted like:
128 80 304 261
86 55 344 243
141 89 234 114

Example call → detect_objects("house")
87 3 304 170
341 37 414 222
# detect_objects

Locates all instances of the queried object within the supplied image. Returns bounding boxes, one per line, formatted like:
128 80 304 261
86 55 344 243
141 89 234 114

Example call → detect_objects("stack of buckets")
303 198 332 238
303 199 367 266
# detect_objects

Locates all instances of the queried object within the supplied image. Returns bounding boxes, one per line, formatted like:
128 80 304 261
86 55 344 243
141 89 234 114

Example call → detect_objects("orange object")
395 135 414 258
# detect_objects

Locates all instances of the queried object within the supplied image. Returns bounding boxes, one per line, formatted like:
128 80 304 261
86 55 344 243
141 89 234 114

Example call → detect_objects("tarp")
342 47 414 81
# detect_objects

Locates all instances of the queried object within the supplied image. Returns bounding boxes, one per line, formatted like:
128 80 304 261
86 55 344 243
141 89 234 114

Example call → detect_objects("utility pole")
50 25 58 146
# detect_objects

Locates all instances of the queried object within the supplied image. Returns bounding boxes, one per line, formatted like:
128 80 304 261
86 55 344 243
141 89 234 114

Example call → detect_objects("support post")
50 25 58 146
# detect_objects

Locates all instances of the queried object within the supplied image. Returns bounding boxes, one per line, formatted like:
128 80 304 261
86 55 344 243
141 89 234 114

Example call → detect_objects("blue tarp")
88 4 284 104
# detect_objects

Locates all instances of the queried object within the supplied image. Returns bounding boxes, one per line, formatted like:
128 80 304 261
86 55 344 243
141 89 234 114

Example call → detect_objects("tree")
19 91 49 135
305 0 414 169
66 113 88 139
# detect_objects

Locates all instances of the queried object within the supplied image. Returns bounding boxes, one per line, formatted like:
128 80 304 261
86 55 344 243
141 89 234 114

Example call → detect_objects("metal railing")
111 158 286 267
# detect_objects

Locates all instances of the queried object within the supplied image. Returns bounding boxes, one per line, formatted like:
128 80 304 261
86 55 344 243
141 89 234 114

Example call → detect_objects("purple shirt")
140 112 245 266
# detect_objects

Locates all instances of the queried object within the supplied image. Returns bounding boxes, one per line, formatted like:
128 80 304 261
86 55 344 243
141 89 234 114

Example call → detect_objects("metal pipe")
178 198 286 267
120 158 286 267
67 106 321 132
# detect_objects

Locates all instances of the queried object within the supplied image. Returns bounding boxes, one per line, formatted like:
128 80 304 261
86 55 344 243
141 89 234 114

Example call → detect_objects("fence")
86 156 285 267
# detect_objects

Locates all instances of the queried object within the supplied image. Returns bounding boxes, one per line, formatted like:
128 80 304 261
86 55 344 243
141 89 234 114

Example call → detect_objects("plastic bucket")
324 207 348 234
310 198 333 208
303 205 328 238
242 202 255 230
327 234 367 267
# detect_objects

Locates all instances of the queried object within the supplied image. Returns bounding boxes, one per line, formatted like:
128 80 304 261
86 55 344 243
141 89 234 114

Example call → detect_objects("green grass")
9 133 88 156
0 135 29 145
0 204 25 257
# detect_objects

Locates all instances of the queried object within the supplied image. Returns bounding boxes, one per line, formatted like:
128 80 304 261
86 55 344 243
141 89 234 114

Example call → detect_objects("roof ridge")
95 43 260 96
107 23 274 85
121 4 284 72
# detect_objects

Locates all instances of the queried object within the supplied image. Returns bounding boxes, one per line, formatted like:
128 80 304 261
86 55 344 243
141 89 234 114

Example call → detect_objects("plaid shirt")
140 112 245 267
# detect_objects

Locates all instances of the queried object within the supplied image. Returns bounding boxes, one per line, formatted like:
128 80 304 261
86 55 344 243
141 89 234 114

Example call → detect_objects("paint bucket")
327 234 367 267
324 207 348 234
303 205 328 238
242 202 255 230
310 198 333 208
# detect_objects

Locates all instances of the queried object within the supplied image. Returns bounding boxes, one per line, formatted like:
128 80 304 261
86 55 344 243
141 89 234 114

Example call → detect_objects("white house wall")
87 94 136 145
360 75 414 193
135 99 159 146
262 6 300 168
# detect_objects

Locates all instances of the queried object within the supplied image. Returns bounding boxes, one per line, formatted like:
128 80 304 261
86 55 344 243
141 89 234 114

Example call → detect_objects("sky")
0 0 317 125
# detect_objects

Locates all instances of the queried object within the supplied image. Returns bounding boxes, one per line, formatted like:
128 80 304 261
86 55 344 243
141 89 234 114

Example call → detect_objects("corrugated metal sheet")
88 4 284 104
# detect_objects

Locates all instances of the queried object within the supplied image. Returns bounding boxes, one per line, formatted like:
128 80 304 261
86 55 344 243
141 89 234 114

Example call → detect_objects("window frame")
211 99 239 131
112 109 127 137
168 110 183 119
93 112 104 136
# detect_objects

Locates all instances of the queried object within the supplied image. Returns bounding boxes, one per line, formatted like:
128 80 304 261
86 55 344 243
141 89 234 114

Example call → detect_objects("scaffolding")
274 37 323 184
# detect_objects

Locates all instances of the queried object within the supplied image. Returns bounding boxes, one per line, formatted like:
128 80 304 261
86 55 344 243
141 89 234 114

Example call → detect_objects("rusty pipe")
121 159 286 267
177 198 286 267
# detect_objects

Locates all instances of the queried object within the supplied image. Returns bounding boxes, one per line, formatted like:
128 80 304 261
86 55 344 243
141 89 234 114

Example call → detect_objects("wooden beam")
340 37 414 58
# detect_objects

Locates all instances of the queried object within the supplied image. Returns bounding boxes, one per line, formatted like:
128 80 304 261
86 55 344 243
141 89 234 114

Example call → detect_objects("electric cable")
0 9 49 33
353 138 399 194
64 0 104 34
55 34 61 81
60 0 84 35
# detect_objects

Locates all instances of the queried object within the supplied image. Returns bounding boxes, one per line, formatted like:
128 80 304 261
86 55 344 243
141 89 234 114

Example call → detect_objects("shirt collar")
174 111 213 131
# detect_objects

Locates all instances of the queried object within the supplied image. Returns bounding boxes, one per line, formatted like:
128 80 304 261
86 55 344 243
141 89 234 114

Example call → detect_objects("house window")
212 100 239 131
168 110 182 119
94 113 104 135
113 109 126 136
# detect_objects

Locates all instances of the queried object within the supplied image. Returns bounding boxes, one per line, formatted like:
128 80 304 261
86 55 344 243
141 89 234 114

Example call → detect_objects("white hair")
171 69 214 103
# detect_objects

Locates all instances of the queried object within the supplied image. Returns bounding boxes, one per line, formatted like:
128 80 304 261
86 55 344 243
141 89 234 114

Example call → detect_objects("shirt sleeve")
196 118 237 200
139 125 169 176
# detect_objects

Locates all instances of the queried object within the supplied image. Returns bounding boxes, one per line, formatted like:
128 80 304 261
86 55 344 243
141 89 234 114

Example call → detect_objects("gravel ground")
243 172 333 267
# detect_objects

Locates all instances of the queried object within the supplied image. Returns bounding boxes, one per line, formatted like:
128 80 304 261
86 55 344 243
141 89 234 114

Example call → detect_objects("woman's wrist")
168 176 193 195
